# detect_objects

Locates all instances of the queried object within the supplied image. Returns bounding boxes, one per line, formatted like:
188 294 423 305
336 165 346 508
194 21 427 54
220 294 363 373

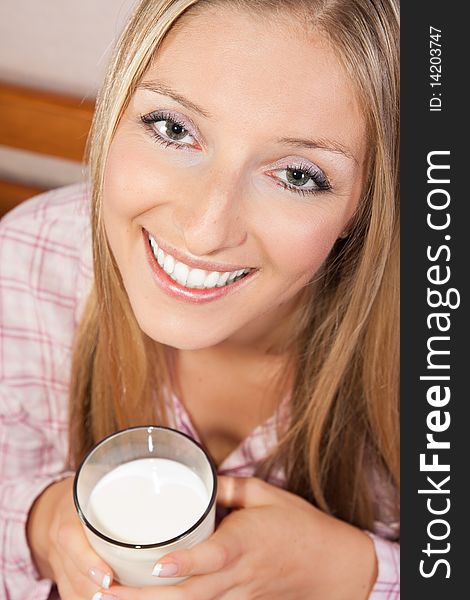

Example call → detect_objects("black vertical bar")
401 2 467 598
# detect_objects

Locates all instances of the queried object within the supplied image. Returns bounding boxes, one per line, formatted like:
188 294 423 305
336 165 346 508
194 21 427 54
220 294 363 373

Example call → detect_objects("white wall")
0 0 137 96
0 0 138 190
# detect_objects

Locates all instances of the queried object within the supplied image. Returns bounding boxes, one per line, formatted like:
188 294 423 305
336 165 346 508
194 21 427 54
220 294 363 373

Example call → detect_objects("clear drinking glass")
73 426 217 587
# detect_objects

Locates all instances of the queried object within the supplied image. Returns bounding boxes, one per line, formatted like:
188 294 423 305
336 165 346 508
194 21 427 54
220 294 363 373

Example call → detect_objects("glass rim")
73 425 218 549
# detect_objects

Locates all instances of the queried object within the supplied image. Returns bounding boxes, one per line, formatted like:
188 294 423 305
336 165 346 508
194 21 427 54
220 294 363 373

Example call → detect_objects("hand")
104 476 377 600
27 477 114 599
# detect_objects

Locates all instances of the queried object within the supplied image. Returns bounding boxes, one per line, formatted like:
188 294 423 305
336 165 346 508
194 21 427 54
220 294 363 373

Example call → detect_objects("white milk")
87 458 209 544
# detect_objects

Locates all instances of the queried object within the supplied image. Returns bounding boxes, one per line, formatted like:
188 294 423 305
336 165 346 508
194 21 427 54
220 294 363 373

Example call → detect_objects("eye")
140 111 199 149
268 163 331 196
155 118 194 144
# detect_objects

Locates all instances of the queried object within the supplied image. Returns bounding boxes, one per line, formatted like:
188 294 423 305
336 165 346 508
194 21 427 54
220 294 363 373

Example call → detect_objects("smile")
143 230 255 302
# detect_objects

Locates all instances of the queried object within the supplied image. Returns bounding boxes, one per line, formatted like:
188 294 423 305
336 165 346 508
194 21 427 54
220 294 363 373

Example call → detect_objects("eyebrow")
277 137 358 164
137 80 212 118
138 80 358 164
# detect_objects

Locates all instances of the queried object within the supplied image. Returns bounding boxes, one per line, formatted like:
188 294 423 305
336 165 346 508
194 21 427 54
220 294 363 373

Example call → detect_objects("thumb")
216 475 280 509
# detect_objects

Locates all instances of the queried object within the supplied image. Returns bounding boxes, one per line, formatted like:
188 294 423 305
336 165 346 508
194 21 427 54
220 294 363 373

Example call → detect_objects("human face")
102 6 367 351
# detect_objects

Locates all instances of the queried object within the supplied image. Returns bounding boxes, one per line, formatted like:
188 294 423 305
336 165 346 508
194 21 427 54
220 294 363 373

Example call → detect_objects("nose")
172 165 248 257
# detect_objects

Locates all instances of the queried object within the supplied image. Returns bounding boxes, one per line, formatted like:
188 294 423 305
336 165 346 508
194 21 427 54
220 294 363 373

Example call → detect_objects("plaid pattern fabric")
0 184 399 599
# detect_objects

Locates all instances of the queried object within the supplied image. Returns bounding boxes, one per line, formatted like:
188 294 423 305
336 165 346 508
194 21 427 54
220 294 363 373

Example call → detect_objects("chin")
138 319 231 351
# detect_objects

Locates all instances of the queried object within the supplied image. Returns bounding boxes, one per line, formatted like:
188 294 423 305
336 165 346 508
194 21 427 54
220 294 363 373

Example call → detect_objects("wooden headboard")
0 82 95 216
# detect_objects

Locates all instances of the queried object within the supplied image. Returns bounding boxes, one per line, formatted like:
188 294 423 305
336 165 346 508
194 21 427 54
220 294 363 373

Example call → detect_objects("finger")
217 475 281 509
215 585 245 600
103 583 180 600
108 570 236 600
51 543 101 600
151 523 243 579
176 569 238 600
58 551 102 599
56 520 114 589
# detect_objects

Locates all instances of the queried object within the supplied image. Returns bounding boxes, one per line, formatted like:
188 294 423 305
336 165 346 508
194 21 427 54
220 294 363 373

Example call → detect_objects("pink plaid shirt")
0 184 399 599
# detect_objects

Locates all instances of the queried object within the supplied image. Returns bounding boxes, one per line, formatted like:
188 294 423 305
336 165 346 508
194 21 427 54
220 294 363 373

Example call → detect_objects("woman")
0 0 399 598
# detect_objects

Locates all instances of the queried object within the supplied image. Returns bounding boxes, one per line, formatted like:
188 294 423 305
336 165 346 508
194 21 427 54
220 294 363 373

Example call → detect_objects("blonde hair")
69 0 399 531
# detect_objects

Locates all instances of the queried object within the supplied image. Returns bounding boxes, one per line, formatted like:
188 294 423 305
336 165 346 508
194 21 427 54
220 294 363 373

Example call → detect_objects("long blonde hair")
69 0 400 531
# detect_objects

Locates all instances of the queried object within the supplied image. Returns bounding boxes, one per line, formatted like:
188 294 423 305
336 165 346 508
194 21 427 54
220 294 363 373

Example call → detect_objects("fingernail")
152 562 179 577
88 567 112 589
91 593 118 600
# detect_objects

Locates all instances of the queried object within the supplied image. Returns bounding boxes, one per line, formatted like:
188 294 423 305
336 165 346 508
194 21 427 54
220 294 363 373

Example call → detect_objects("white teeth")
163 254 175 275
147 233 251 290
203 271 221 288
216 271 230 287
187 268 207 288
149 237 158 253
172 262 189 286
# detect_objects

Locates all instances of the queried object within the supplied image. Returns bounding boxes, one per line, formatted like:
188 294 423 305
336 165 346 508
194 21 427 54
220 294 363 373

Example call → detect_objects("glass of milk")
73 426 217 587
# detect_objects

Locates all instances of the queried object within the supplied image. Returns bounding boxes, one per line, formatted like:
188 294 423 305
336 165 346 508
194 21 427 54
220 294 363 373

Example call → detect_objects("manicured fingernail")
88 567 112 589
91 593 118 600
152 562 179 577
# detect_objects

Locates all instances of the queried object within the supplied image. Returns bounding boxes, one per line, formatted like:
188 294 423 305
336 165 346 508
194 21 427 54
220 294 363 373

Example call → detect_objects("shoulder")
0 183 93 307
0 182 92 261
1 181 90 234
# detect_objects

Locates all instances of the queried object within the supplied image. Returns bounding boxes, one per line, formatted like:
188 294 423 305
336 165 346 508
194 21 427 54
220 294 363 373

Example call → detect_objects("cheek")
261 207 344 282
102 134 183 219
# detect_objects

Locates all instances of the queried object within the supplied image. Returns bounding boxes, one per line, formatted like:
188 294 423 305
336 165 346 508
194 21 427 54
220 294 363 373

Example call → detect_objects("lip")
142 229 257 304
144 228 251 273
